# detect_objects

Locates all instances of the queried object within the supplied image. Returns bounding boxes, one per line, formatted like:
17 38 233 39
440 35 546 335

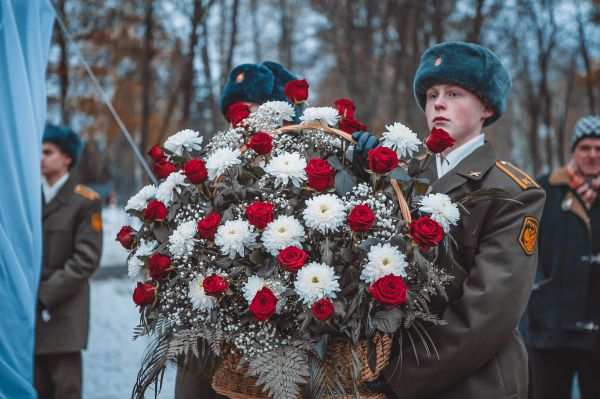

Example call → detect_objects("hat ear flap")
220 64 275 115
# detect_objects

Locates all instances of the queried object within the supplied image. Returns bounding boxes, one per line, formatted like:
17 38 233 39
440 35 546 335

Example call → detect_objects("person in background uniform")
174 61 298 399
525 115 600 399
35 124 103 399
360 42 546 399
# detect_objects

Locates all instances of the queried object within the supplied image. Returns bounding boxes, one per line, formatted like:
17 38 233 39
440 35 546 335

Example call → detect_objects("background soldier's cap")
219 61 298 116
413 41 512 127
571 115 600 150
42 124 83 166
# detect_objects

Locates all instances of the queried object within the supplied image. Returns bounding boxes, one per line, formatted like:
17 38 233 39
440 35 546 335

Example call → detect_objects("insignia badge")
434 56 442 65
469 171 481 177
91 212 103 233
235 72 245 83
518 216 539 255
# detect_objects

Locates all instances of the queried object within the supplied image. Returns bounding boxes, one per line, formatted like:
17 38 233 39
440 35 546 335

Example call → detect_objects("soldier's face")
573 137 600 177
41 142 72 178
425 84 493 150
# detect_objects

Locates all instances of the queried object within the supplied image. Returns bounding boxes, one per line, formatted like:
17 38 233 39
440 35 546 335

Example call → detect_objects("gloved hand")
351 131 379 181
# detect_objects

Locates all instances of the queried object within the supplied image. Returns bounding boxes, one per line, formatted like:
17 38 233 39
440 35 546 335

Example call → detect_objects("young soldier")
362 42 546 399
525 115 600 399
35 124 102 399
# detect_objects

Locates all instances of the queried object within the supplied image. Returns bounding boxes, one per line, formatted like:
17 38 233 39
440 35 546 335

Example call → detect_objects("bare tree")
139 0 154 156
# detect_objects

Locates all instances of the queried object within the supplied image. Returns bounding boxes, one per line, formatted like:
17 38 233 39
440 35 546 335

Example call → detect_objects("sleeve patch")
74 184 100 201
91 212 103 233
518 216 539 255
496 161 541 190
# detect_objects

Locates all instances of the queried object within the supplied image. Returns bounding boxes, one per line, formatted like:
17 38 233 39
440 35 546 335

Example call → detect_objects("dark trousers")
34 352 82 399
175 354 225 399
531 348 600 399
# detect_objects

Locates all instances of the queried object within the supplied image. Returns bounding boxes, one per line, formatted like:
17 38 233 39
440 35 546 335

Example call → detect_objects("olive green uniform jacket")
385 143 546 399
35 176 102 354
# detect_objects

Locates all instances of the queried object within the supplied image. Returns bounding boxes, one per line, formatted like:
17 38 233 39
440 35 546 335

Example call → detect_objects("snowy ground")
84 277 176 399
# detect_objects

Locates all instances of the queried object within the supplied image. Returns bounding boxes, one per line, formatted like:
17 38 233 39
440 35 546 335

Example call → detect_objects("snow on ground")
84 277 176 399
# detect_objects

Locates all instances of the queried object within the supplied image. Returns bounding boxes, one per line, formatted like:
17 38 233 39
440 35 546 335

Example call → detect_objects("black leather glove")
351 131 379 181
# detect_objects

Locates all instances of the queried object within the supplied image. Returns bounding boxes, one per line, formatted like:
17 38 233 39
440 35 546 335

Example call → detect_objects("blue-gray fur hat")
572 115 600 150
413 41 512 126
43 124 83 167
220 61 298 116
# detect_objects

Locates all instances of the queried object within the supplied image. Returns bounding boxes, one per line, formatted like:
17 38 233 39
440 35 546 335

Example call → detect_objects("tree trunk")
222 0 239 87
56 0 70 124
140 0 154 159
279 0 293 69
180 0 204 128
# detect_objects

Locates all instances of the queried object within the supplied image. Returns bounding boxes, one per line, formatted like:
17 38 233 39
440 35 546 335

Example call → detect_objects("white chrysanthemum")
135 239 157 257
381 122 422 158
188 275 217 311
168 220 198 257
264 152 307 187
214 219 258 259
164 129 203 156
127 256 145 280
205 147 242 180
125 185 157 211
294 262 340 305
242 275 267 303
155 171 189 205
302 194 346 234
259 101 295 124
300 107 340 126
261 215 305 255
360 243 407 284
419 193 460 233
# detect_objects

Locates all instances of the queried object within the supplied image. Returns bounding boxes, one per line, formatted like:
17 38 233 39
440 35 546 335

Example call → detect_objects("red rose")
197 213 221 240
305 158 336 191
133 282 156 307
183 158 208 184
277 246 308 272
148 253 171 281
147 145 165 162
334 98 356 120
247 132 273 155
284 79 309 104
338 118 368 134
203 273 229 298
249 287 278 321
347 204 375 232
311 298 334 321
143 199 168 222
116 226 136 250
410 216 443 250
246 202 274 229
226 102 251 127
425 127 456 153
368 146 399 174
152 158 177 179
369 274 408 306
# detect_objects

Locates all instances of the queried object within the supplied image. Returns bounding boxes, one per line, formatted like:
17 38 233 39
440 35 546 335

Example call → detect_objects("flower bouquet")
120 84 460 399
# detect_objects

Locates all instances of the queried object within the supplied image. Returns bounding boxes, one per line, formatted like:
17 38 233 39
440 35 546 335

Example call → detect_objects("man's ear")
482 104 494 119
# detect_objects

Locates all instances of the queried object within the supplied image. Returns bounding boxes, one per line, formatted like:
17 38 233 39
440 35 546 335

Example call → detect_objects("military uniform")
384 143 546 399
35 176 102 399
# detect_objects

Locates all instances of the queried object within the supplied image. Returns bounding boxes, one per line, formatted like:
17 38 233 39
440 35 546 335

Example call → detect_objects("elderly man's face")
573 137 600 177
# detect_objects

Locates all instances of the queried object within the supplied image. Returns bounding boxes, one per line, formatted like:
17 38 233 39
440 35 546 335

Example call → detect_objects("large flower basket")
212 332 392 399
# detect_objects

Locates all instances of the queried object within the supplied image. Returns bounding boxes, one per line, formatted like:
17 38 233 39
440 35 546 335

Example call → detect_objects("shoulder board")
495 161 541 190
74 184 100 201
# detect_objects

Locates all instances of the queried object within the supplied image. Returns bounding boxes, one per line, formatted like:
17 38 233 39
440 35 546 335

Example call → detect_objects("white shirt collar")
436 134 485 178
43 173 70 204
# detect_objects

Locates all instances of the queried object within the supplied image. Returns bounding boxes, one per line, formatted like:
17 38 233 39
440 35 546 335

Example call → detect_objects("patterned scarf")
566 159 600 209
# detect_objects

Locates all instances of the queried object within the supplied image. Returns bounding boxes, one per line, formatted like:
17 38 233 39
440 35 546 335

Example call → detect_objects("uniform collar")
435 134 485 178
43 172 70 204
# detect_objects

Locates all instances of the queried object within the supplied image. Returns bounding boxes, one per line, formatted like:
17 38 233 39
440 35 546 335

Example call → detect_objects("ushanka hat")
413 41 512 126
43 123 83 166
571 115 600 150
220 61 298 116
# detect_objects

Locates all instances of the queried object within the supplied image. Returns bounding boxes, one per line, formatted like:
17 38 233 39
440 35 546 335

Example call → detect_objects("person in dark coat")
174 61 298 399
361 42 546 399
35 124 102 399
525 115 600 399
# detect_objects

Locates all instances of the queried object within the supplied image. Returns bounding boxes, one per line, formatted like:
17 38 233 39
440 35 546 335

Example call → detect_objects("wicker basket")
212 333 392 399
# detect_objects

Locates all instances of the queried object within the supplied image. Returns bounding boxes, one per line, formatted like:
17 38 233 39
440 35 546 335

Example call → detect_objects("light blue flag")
0 1 55 398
